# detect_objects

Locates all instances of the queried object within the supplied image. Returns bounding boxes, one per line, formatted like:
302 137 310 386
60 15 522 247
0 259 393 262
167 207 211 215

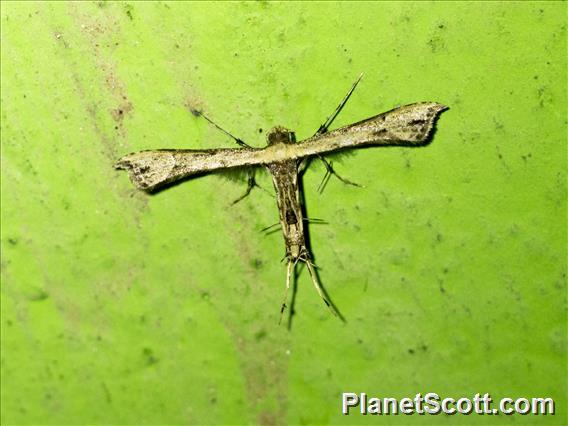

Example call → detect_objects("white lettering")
399 398 413 414
414 393 424 414
424 393 440 414
383 397 398 414
482 393 493 414
500 397 514 414
368 397 381 414
360 392 367 414
456 397 473 414
515 398 530 414
342 393 359 415
442 397 456 414
532 397 554 414
340 393 555 416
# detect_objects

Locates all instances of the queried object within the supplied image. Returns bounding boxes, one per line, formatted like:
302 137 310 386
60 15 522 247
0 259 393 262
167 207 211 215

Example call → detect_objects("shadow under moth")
115 75 448 322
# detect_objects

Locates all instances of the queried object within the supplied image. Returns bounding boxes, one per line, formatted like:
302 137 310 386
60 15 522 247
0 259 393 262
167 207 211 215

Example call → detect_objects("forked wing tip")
113 155 156 192
114 160 127 170
114 152 136 170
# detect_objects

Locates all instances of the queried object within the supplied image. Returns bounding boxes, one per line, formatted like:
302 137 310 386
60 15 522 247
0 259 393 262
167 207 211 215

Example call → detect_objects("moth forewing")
115 147 265 192
290 102 448 159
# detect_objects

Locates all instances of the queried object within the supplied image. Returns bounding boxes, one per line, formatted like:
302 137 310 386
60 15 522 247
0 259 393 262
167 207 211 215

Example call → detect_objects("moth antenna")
315 72 364 135
196 112 252 148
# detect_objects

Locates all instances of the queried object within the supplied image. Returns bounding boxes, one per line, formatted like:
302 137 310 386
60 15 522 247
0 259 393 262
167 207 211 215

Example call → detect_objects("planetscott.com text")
342 392 555 416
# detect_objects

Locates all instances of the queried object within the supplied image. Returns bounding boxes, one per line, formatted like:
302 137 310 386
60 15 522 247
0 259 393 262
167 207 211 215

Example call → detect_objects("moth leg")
279 259 294 324
303 218 327 224
316 155 362 193
260 222 281 233
314 73 364 135
231 171 259 205
304 258 341 318
297 157 313 177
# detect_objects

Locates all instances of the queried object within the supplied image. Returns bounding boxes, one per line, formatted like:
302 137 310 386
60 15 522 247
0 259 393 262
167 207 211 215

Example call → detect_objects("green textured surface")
1 1 566 425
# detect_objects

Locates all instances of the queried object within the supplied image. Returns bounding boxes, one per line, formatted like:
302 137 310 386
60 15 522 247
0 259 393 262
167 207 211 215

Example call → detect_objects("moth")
115 75 448 321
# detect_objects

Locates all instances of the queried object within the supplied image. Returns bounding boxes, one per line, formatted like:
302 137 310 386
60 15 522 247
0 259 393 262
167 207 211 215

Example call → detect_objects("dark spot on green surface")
408 348 415 354
8 238 18 245
102 382 112 403
537 86 550 107
28 290 49 301
6 320 12 326
521 153 532 162
124 4 134 20
255 329 267 341
201 291 210 301
251 258 263 269
210 396 217 404
258 128 263 133
142 347 159 365
427 36 445 53
421 344 428 352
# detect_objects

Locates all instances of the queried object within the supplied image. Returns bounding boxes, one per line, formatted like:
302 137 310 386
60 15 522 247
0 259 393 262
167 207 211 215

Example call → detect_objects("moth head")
266 126 296 145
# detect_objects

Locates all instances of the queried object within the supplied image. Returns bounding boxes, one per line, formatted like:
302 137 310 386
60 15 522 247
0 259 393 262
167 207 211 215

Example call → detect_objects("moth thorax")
267 126 296 145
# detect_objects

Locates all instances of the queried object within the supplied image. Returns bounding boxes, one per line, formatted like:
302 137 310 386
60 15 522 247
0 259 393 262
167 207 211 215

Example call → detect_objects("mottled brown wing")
115 102 448 191
291 102 448 158
114 148 264 192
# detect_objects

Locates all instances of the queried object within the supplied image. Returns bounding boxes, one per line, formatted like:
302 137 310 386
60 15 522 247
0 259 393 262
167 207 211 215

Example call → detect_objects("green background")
1 1 566 425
